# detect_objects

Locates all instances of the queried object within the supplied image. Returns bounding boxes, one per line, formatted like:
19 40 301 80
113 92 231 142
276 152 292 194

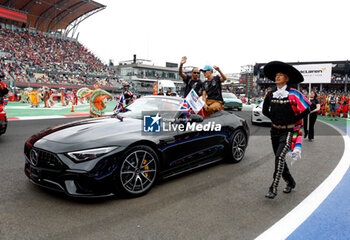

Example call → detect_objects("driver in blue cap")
201 65 227 116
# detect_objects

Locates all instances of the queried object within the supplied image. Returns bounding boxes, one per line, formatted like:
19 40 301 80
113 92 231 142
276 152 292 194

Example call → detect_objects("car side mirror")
188 114 203 123
174 113 203 124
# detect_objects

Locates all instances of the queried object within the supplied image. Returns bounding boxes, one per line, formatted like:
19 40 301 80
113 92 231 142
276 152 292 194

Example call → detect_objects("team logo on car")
143 113 161 133
30 149 39 166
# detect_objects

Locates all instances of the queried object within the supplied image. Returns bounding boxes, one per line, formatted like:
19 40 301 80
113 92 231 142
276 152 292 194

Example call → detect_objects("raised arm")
213 65 226 82
179 56 187 80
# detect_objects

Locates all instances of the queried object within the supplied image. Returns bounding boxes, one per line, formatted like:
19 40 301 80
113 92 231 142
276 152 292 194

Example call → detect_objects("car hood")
30 117 143 152
45 117 140 142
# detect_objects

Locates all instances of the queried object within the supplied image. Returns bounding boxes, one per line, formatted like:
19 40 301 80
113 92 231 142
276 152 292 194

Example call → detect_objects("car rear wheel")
113 145 159 198
226 129 247 163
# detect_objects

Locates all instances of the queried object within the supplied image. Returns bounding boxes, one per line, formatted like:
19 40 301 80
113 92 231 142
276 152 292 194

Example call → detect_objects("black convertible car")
24 96 249 198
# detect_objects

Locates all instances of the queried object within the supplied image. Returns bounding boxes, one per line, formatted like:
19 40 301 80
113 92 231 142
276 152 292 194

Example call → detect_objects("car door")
159 113 228 172
184 113 228 168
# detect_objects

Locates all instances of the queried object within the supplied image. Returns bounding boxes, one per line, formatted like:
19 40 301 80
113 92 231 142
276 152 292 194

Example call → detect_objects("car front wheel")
113 145 159 198
226 129 247 163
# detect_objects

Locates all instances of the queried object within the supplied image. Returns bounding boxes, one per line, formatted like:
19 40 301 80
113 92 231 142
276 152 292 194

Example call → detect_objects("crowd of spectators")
34 72 119 87
0 27 121 88
0 59 30 82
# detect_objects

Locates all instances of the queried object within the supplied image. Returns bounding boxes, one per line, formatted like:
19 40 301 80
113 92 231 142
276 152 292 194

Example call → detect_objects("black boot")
265 191 277 199
283 182 296 193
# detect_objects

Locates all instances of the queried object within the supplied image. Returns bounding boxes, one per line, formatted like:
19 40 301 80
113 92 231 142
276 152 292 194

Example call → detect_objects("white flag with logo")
185 89 205 114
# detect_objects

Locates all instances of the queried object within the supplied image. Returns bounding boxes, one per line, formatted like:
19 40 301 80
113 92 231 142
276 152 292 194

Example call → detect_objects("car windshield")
222 92 238 99
117 97 182 120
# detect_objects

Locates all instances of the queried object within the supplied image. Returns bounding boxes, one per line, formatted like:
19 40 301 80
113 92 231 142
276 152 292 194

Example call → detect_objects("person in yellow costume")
36 89 42 105
28 88 39 107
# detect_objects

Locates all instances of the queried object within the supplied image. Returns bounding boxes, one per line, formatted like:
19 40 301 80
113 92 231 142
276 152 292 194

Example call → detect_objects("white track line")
8 112 114 121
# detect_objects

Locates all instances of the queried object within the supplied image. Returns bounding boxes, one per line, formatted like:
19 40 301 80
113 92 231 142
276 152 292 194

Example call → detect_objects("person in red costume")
341 95 348 118
72 89 78 106
319 94 327 116
43 87 51 108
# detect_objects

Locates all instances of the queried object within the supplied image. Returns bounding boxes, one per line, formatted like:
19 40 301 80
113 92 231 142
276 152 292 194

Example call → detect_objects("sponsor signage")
293 63 332 83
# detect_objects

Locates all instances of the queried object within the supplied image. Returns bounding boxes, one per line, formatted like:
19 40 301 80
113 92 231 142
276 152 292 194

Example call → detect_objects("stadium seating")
0 28 120 88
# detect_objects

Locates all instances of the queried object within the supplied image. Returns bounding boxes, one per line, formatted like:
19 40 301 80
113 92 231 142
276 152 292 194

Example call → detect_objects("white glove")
286 150 301 166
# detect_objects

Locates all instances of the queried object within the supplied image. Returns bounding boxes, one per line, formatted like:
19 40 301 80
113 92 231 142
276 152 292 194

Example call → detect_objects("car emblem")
30 149 39 166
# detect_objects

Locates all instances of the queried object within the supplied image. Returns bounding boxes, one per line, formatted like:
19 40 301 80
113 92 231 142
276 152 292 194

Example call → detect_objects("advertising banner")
293 63 332 83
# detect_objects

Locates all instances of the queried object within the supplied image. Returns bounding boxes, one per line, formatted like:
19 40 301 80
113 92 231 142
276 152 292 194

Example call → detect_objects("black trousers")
303 113 317 140
269 128 295 194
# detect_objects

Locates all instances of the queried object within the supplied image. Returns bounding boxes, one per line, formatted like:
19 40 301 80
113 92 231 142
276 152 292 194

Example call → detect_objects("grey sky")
78 0 350 73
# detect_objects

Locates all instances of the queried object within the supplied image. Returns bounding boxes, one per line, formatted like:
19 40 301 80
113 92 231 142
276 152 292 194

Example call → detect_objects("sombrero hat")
264 61 304 84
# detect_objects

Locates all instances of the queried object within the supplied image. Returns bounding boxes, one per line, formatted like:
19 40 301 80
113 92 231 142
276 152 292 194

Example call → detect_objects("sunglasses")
193 72 200 74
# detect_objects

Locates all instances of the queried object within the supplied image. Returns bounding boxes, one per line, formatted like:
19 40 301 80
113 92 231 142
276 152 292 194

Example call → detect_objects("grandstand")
0 0 122 92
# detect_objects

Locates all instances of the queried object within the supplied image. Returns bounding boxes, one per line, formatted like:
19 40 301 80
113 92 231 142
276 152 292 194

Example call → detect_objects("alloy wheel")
231 130 247 162
119 149 157 195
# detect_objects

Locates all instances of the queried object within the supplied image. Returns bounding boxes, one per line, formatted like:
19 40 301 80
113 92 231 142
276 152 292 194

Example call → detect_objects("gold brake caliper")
143 159 149 178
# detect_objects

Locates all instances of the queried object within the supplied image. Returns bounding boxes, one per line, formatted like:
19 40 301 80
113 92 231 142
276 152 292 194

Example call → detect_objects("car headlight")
67 146 118 162
253 111 260 116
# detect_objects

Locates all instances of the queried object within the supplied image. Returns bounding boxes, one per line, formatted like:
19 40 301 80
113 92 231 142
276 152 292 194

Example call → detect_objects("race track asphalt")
0 110 344 240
